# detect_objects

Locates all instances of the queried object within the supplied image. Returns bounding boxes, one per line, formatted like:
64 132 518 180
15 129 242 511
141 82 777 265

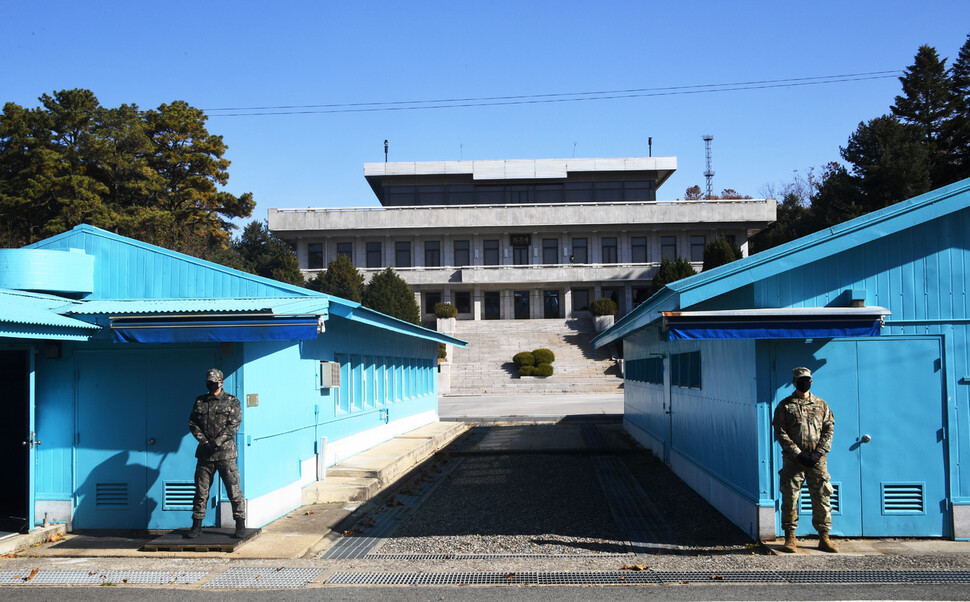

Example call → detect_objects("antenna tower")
703 135 714 199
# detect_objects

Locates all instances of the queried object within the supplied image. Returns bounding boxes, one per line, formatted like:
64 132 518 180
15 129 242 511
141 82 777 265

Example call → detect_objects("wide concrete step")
302 421 467 504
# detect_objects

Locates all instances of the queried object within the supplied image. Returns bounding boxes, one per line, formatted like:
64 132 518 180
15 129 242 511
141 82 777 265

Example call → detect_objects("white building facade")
268 157 777 321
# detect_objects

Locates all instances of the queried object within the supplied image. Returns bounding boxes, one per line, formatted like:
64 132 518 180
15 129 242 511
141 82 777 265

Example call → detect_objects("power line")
204 71 901 117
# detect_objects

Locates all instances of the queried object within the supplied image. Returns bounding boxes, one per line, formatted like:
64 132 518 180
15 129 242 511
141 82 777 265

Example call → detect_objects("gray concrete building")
268 157 777 321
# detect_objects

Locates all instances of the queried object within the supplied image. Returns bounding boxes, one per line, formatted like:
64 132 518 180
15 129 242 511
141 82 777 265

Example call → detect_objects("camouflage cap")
792 367 812 379
206 368 224 382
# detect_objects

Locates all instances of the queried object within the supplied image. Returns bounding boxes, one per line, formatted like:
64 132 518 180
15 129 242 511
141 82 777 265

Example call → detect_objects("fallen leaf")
24 569 39 582
710 574 724 580
679 580 690 585
504 573 515 579
620 564 649 571
304 510 314 515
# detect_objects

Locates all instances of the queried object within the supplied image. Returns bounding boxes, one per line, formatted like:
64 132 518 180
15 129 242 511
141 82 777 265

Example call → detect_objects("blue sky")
3 1 968 224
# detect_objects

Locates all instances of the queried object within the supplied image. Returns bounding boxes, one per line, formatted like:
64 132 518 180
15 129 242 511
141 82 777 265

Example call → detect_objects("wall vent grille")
800 482 840 514
882 483 924 514
96 482 128 508
163 481 196 510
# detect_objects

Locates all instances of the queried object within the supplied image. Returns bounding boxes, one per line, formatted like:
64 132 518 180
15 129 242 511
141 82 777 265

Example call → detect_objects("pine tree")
362 268 421 324
308 254 365 302
651 257 697 293
945 34 970 182
702 237 742 271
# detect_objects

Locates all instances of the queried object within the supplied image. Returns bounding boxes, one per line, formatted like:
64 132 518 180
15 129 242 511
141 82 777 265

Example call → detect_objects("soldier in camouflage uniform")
772 367 838 553
185 368 246 539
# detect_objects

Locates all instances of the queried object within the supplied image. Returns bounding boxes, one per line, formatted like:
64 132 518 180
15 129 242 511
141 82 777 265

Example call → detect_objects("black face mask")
206 382 221 393
794 378 812 393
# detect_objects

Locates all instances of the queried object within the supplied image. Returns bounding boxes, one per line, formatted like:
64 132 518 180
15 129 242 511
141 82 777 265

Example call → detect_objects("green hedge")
513 351 535 367
534 363 554 376
532 348 555 364
590 297 618 316
519 365 536 376
433 302 458 318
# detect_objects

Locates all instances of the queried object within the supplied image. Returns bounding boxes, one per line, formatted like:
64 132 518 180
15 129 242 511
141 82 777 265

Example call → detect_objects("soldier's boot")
781 530 798 553
232 518 246 539
185 518 203 539
818 531 839 553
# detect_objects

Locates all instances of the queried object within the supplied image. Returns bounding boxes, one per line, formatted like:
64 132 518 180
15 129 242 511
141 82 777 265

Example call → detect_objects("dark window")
631 237 647 263
564 182 593 203
508 185 531 204
477 186 505 204
572 289 590 312
623 180 654 201
425 291 441 314
514 291 530 319
418 186 446 205
724 234 737 246
395 241 411 267
308 243 323 269
455 292 471 314
534 184 563 203
454 240 470 266
627 357 664 384
633 287 651 307
690 235 706 262
601 237 618 263
543 290 561 318
447 185 474 205
336 242 353 261
542 239 558 264
671 351 702 388
594 181 623 202
661 236 677 259
513 244 529 265
571 238 588 263
366 242 382 268
386 186 416 206
483 240 500 265
425 241 441 267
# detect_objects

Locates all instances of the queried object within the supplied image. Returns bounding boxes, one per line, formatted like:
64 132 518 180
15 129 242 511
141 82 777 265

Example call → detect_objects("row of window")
382 180 656 206
626 351 702 389
420 288 640 317
333 354 435 413
307 234 732 269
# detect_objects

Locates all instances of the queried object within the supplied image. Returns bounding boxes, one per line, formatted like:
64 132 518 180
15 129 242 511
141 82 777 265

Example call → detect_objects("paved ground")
3 396 970 593
439 392 624 421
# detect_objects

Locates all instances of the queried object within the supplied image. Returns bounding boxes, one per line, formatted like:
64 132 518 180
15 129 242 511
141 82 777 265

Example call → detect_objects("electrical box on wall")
320 361 340 388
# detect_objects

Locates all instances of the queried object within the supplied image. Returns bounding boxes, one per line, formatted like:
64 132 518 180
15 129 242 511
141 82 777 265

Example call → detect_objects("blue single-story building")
593 178 970 541
0 225 464 533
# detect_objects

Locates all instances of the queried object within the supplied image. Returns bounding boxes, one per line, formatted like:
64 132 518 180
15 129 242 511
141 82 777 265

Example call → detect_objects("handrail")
273 199 774 214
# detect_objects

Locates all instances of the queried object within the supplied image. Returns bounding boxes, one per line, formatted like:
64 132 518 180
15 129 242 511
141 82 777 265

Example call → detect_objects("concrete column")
624 284 634 317
564 286 573 318
594 283 603 302
473 285 482 320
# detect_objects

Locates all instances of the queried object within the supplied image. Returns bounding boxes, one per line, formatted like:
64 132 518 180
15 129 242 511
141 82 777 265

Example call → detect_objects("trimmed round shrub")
532 348 555 364
534 363 554 376
590 297 618 316
433 302 458 319
519 365 536 376
438 342 447 359
513 351 535 367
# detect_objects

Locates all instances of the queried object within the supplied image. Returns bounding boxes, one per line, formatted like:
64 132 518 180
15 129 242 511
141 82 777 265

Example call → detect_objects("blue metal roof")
0 289 100 340
594 177 970 348
63 297 330 316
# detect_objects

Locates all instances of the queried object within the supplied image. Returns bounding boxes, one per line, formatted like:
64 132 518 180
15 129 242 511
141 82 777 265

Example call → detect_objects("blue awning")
662 307 890 341
111 316 321 343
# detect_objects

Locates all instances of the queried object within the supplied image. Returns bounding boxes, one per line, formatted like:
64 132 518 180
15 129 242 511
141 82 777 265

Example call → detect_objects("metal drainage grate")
203 567 323 589
328 571 662 586
0 570 205 585
449 425 493 452
326 570 970 586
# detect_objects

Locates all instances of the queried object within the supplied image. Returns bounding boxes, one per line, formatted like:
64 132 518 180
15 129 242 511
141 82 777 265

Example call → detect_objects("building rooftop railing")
271 198 775 214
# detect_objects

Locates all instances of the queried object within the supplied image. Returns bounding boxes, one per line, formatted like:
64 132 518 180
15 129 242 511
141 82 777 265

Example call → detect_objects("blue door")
770 337 948 537
75 348 219 530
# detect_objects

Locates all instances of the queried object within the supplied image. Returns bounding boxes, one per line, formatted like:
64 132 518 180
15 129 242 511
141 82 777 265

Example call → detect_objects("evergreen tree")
307 254 365 302
891 45 954 186
651 257 697 293
362 267 421 324
945 34 970 182
232 221 304 285
702 237 742 271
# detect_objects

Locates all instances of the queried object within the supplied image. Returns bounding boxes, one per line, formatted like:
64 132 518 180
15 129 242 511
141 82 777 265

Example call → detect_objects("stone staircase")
446 318 623 395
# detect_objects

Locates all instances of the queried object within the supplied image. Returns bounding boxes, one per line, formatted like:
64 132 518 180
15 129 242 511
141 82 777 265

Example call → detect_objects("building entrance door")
514 291 530 319
75 347 219 530
543 291 561 318
770 337 948 537
0 350 30 534
483 292 501 320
